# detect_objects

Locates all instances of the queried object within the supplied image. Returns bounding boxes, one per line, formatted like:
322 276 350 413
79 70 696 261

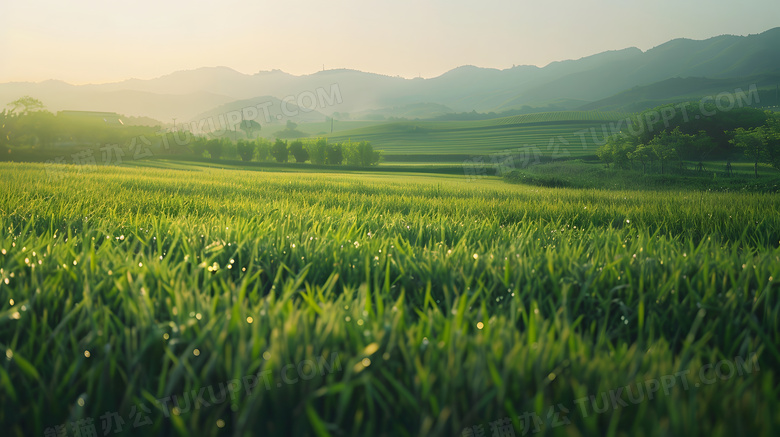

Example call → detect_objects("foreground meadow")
0 161 779 436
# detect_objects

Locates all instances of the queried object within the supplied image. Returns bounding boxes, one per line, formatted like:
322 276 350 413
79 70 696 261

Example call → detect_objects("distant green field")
1 160 778 436
262 120 383 138
325 111 629 159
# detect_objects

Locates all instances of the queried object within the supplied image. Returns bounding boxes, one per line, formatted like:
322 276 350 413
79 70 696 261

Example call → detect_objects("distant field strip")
327 111 629 157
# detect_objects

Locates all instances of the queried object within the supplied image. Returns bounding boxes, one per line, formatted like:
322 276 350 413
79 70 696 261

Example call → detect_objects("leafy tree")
236 140 255 162
628 144 655 174
766 116 780 171
206 139 223 160
596 142 614 168
344 141 380 166
190 137 209 157
730 115 780 177
254 138 270 161
648 128 691 174
219 138 238 160
343 141 360 166
0 110 13 148
306 138 328 165
359 141 381 166
8 110 59 148
326 143 343 165
28 111 58 148
7 96 44 114
612 137 636 170
731 128 765 178
288 140 309 163
239 119 261 139
597 135 636 170
687 131 716 170
271 139 288 163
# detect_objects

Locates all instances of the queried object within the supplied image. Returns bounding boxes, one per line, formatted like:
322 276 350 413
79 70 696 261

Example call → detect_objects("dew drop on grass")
476 322 484 329
246 316 253 324
84 350 90 358
193 349 200 356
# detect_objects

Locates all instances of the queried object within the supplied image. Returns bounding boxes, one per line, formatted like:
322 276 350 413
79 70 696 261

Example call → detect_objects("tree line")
188 137 382 166
1 96 382 167
1 97 160 149
596 101 780 177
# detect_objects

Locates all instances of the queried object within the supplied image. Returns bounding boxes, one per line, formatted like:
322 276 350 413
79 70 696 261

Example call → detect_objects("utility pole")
172 118 177 132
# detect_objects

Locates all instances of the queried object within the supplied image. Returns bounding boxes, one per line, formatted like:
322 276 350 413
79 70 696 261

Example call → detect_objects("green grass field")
1 161 779 436
502 160 780 193
325 111 628 159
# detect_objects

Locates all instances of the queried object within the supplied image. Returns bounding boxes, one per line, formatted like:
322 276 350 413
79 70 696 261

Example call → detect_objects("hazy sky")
1 0 778 84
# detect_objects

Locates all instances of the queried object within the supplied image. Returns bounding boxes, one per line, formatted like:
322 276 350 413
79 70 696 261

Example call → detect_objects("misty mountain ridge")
1 27 778 122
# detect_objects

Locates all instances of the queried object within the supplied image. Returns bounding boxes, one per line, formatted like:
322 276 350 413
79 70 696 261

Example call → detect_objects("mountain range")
1 27 778 124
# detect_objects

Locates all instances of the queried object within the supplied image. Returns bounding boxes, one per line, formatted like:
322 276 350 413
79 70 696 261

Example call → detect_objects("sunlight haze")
3 1 780 436
1 0 778 83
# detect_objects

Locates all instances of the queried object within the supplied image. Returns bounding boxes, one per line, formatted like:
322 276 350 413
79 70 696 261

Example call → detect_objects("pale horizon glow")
1 0 779 85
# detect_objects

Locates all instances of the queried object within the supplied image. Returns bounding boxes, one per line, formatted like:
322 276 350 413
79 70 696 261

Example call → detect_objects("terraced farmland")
326 111 629 159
